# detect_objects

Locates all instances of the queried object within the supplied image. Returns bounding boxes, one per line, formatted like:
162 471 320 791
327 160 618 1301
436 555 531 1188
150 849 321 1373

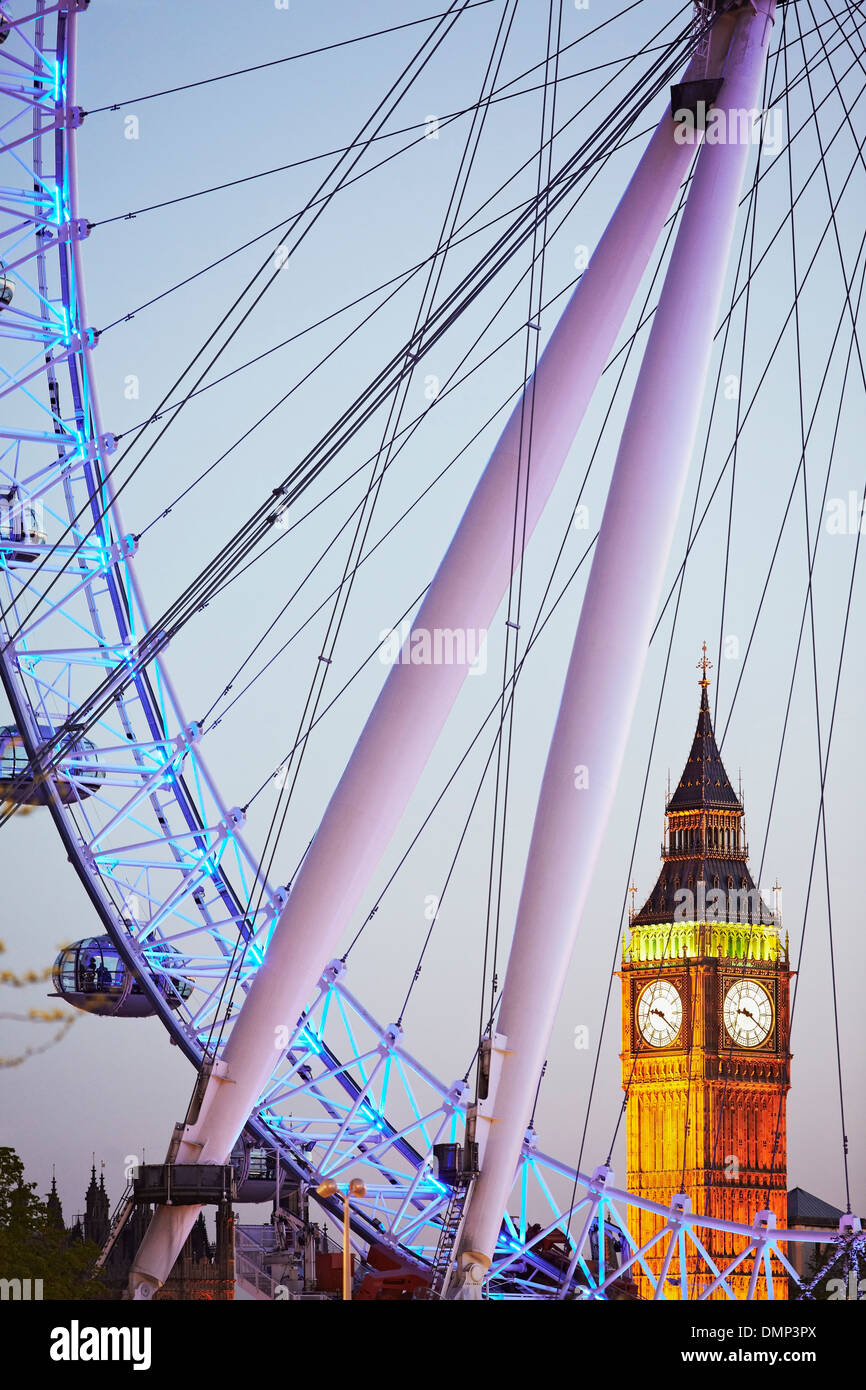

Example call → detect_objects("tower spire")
46 1166 65 1232
665 650 738 815
697 639 713 688
631 647 774 926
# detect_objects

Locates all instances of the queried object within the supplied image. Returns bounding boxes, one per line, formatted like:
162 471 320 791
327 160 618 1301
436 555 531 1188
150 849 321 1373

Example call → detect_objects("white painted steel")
452 0 778 1288
129 58 704 1295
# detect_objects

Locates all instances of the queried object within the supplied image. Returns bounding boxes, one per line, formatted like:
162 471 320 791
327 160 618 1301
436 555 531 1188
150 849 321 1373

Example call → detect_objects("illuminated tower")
620 648 791 1299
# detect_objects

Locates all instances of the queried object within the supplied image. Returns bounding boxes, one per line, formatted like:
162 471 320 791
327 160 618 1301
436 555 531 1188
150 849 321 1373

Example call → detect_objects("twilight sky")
2 0 864 1233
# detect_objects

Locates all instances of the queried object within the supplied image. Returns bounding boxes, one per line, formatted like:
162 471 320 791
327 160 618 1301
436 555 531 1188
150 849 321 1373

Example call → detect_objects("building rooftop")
787 1187 853 1227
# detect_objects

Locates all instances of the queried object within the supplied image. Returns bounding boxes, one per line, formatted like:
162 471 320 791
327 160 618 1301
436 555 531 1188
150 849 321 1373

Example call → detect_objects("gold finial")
628 881 637 924
697 641 713 687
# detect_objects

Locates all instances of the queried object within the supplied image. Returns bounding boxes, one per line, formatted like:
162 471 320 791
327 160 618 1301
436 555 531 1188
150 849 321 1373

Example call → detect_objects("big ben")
620 647 791 1299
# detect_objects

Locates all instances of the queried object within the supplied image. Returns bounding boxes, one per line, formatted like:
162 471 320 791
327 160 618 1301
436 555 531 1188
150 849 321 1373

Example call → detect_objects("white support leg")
451 0 777 1293
129 52 706 1297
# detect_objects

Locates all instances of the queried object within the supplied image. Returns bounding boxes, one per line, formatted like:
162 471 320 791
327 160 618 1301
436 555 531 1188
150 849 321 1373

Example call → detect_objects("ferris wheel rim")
0 0 448 1259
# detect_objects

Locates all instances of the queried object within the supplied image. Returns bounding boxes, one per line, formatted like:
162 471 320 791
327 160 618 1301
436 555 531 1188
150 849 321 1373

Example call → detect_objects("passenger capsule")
50 936 193 1018
0 722 104 805
1 490 46 561
230 1135 289 1203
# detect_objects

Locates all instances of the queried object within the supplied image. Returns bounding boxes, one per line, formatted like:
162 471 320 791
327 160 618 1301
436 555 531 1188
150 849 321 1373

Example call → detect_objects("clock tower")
620 649 791 1299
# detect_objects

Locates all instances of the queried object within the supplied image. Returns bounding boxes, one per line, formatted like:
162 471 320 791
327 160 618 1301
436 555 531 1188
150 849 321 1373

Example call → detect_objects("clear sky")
2 0 864 1233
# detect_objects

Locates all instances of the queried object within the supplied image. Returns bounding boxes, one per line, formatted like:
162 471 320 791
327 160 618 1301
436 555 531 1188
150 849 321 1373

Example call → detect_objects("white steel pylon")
450 0 778 1297
130 21 717 1298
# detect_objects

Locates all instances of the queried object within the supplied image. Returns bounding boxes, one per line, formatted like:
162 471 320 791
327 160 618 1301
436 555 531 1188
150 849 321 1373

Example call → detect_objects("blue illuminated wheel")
0 1 535 1287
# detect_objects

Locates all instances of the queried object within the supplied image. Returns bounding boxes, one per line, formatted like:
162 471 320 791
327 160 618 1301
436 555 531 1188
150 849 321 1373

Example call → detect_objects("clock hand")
738 1006 756 1022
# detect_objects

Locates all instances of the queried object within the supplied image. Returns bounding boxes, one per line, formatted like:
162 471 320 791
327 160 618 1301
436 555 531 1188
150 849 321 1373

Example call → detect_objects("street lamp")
316 1176 367 1300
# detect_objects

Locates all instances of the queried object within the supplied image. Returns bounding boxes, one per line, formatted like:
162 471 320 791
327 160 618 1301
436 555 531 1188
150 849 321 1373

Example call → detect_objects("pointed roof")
45 1173 65 1232
787 1188 848 1226
666 683 740 812
633 855 772 926
631 649 775 927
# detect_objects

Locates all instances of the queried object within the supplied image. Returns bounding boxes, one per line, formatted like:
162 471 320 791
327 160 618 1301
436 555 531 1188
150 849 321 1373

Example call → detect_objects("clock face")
723 980 773 1048
637 980 682 1048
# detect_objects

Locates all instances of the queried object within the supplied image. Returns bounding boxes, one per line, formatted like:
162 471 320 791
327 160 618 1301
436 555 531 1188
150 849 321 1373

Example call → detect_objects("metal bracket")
444 1079 470 1115
319 958 346 990
670 1192 692 1222
753 1208 777 1231
379 1022 403 1053
57 217 89 243
590 1164 614 1191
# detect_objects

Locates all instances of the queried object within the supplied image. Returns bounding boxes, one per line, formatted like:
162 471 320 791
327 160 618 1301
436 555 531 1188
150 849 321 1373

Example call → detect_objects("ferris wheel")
1 0 863 1300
